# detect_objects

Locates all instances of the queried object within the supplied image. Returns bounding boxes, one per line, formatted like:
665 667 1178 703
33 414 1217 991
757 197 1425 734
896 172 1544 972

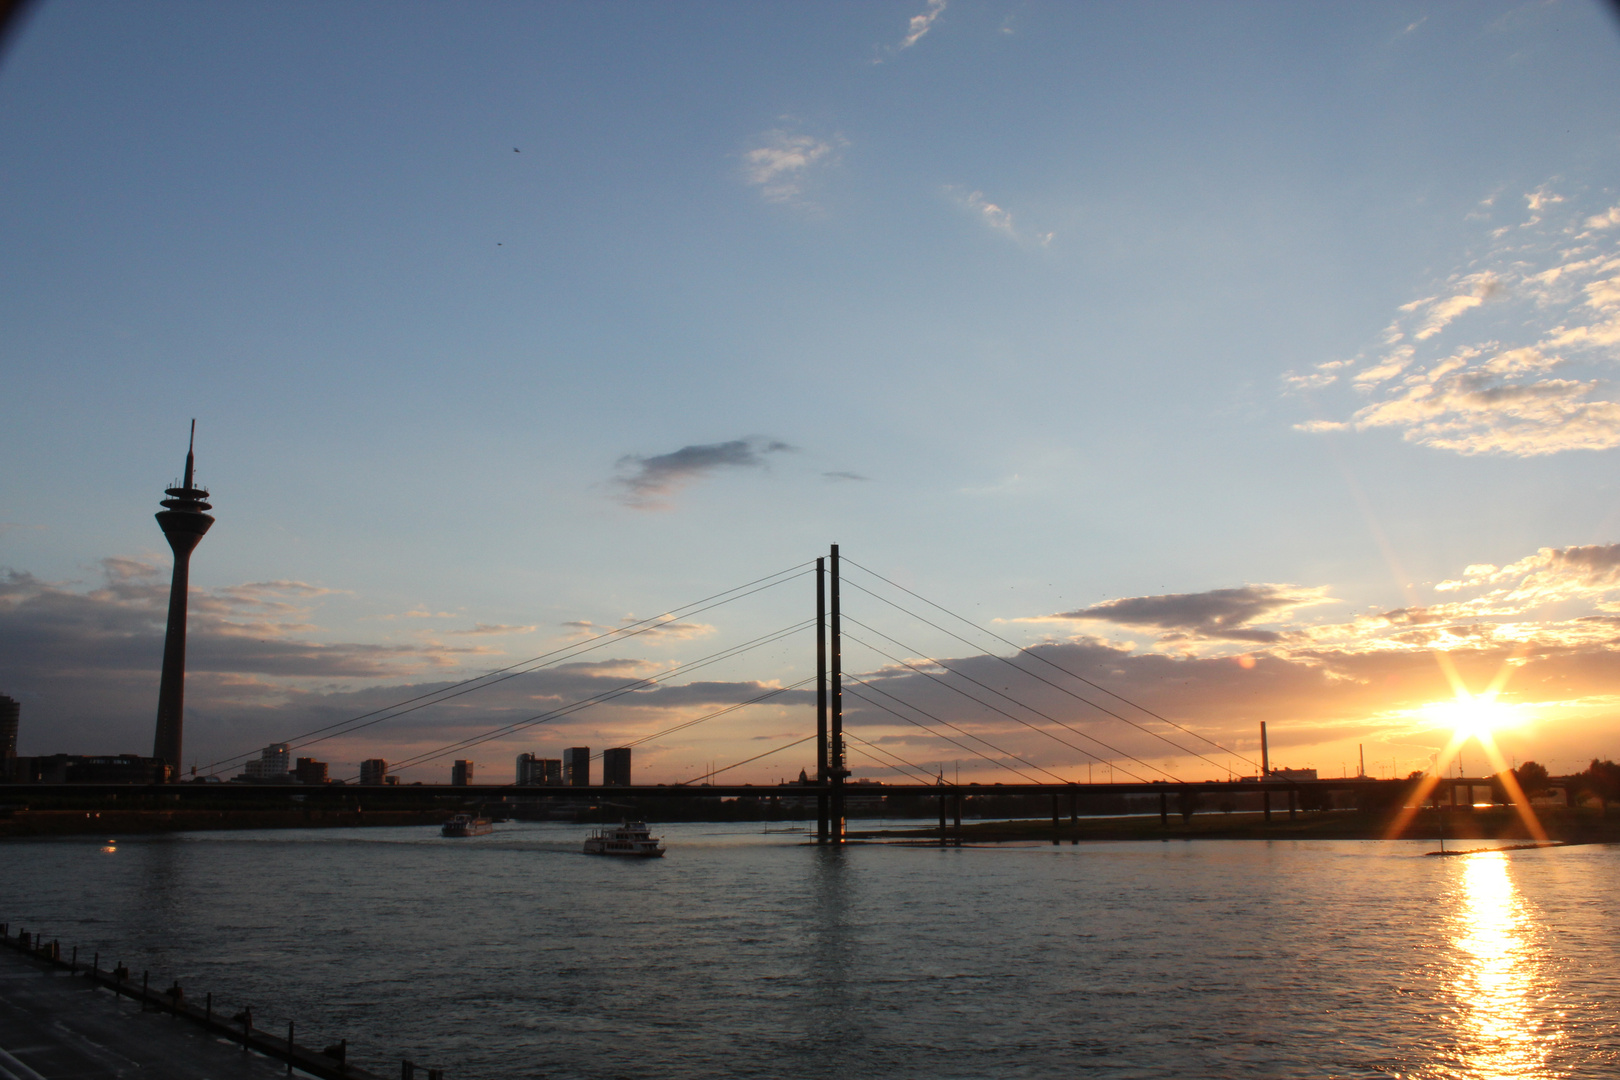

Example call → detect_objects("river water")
1 822 1616 1079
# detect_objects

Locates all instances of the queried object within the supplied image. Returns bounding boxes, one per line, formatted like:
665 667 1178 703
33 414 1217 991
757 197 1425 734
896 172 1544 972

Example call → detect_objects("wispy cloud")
1286 186 1620 456
741 129 843 206
614 437 794 508
823 470 869 482
898 0 947 50
946 186 1053 246
447 623 537 637
561 615 715 642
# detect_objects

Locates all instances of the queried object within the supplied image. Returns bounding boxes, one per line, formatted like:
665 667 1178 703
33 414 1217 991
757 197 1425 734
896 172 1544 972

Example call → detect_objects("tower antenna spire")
183 419 196 490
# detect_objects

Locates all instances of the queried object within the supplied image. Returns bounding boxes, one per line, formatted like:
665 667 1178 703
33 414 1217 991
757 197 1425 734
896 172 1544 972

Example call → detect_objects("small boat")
582 821 666 857
442 813 494 837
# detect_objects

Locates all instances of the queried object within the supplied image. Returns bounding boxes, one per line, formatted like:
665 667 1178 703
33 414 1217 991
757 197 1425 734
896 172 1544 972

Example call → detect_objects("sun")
1423 694 1518 740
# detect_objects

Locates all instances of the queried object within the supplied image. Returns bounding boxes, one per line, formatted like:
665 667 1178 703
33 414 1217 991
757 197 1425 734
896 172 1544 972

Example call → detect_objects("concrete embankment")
0 926 449 1078
0 808 452 839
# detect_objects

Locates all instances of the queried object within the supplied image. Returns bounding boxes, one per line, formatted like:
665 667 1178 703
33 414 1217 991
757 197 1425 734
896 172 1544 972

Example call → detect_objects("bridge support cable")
842 620 1181 783
842 731 939 785
201 561 817 777
352 618 817 780
841 677 1061 784
671 733 818 787
589 675 819 760
846 581 1225 776
841 559 1257 772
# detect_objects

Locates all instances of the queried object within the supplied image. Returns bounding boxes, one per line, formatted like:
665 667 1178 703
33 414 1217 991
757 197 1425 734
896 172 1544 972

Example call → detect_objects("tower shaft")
151 423 213 777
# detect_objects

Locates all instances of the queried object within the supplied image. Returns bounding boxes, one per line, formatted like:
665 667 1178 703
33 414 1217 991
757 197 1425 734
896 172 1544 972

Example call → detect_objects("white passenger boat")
442 813 494 837
582 821 666 857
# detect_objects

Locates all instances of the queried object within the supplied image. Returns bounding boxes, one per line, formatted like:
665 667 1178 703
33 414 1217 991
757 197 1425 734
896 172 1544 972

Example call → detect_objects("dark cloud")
1545 543 1620 582
614 438 793 506
0 559 814 776
1053 584 1328 643
823 471 868 482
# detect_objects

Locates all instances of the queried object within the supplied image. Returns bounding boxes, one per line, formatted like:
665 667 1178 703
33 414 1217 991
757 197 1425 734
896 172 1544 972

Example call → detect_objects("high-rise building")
243 743 290 781
294 757 329 784
451 759 474 786
151 423 215 777
0 694 18 761
602 747 632 786
516 754 563 785
360 759 388 785
564 747 591 787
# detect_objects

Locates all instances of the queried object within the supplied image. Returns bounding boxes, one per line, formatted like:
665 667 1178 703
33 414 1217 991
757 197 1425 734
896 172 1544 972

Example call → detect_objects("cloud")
741 129 843 206
447 623 538 636
613 437 794 508
1290 187 1620 457
561 616 715 642
947 186 1053 246
898 0 947 50
1044 584 1335 644
1586 205 1620 230
823 471 869 482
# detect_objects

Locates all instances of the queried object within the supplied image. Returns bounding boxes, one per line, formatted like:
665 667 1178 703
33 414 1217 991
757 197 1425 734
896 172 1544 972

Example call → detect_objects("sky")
2 1 1619 786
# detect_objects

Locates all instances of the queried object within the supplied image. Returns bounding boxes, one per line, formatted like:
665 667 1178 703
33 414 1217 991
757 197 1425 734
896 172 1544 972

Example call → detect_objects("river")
1 822 1615 1078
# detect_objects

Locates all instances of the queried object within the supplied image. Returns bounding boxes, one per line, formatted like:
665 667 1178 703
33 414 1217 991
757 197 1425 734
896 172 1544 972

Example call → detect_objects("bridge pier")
1263 790 1271 823
953 793 962 844
1288 788 1297 822
938 794 946 840
1051 794 1059 829
1069 792 1078 825
1159 791 1168 826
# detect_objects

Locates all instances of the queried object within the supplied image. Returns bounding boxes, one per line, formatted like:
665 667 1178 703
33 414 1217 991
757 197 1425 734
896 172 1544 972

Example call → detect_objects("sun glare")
1422 695 1518 740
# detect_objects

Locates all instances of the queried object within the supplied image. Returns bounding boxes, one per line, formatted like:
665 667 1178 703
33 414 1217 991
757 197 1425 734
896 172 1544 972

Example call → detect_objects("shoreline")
851 805 1620 846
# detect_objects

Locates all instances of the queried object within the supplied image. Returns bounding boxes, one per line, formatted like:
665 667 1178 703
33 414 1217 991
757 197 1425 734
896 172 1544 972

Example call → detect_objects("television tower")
152 421 214 776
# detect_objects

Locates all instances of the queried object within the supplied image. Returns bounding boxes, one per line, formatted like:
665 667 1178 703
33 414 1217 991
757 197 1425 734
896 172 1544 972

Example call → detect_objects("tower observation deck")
151 422 214 776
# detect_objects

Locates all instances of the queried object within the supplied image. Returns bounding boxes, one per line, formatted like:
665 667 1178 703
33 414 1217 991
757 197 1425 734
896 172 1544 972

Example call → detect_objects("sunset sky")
3 1 1619 785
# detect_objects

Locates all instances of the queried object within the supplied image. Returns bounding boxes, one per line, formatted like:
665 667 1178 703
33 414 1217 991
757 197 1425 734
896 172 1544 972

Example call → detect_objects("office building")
360 759 388 785
516 754 563 786
452 759 474 786
564 747 590 787
294 757 329 784
243 743 290 782
602 747 632 786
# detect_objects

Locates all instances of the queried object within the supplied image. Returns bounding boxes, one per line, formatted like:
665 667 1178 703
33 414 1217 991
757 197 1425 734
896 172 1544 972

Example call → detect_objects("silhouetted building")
360 759 389 785
565 747 590 787
516 753 562 785
602 747 632 786
0 695 17 779
242 743 290 782
452 759 474 786
9 754 167 784
152 423 215 776
294 757 329 784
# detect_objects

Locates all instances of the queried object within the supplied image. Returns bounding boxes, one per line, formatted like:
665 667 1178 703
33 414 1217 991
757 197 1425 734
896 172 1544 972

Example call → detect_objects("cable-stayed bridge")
12 545 1450 842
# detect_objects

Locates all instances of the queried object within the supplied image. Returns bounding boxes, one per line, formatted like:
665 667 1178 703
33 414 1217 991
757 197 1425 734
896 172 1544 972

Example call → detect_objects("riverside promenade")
0 932 417 1080
0 945 290 1079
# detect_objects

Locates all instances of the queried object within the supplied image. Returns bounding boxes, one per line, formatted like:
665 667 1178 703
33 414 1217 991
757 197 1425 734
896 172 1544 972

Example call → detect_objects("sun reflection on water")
1449 853 1551 1079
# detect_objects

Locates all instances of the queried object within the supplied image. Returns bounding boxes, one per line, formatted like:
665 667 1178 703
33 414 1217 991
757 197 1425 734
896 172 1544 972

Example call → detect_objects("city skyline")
3 2 1620 783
